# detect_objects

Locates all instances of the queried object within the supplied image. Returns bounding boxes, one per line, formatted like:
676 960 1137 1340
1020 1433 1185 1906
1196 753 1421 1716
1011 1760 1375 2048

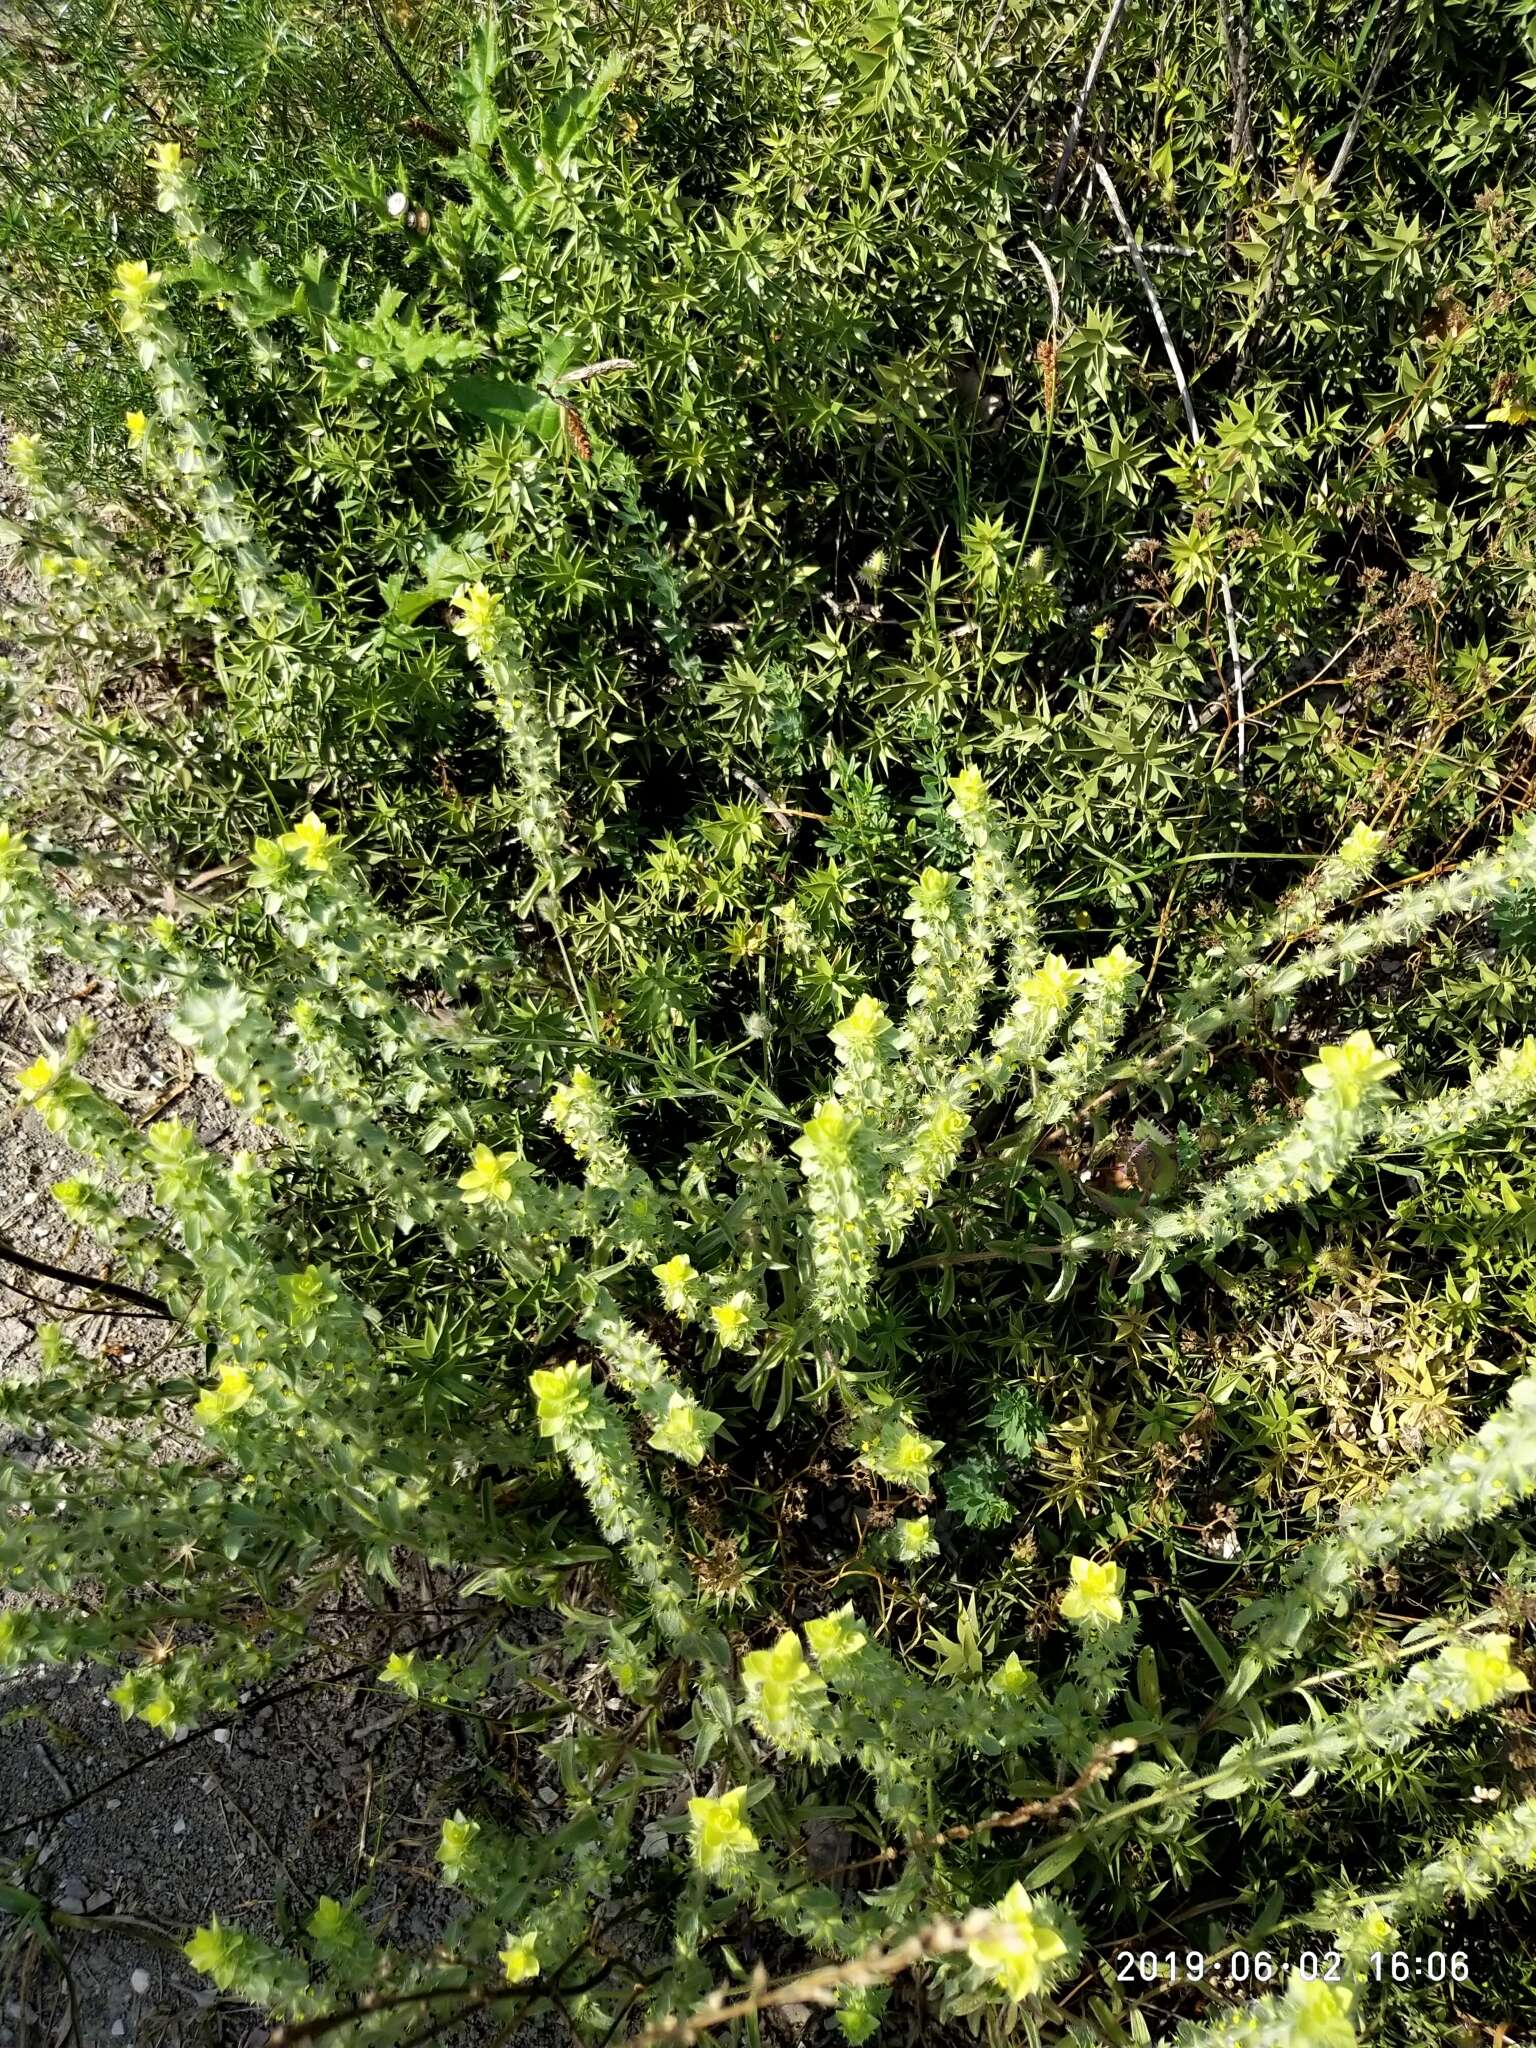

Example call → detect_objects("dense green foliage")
4 0 1536 2042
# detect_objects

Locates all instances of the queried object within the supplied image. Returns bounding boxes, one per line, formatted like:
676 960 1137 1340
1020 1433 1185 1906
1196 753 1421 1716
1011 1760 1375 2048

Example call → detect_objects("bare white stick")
1093 160 1247 771
1048 0 1132 213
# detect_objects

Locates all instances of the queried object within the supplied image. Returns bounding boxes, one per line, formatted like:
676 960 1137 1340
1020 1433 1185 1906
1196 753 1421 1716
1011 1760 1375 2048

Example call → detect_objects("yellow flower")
1060 1556 1124 1628
276 811 333 872
989 1651 1037 1700
859 1412 941 1493
436 1812 480 1882
890 1515 936 1562
498 1932 540 1984
1279 1974 1356 2048
740 1630 828 1748
1338 823 1385 869
15 1055 57 1099
529 1363 591 1437
148 139 182 176
946 764 990 821
966 1882 1067 2000
450 581 504 660
1092 944 1139 993
195 1364 254 1426
457 1143 519 1205
649 1393 712 1465
830 993 892 1050
379 1652 421 1696
804 1606 867 1667
124 409 150 444
688 1787 758 1876
1436 1635 1528 1711
1023 955 1081 1014
652 1253 701 1315
1302 1029 1399 1111
709 1292 755 1349
112 259 163 335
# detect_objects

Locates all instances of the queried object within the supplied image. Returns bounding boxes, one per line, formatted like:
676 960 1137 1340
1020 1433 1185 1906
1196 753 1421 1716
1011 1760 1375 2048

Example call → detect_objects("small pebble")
130 1970 150 1996
171 1817 187 1835
213 1728 231 1746
110 2025 125 2040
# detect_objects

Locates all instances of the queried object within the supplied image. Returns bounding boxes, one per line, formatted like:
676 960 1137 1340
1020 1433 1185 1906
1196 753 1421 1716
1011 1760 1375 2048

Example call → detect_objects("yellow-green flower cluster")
965 1882 1069 2001
652 1252 704 1318
1060 1555 1125 1628
457 1142 524 1206
688 1786 759 1877
741 1631 833 1758
888 1515 938 1563
112 258 165 336
857 1409 942 1494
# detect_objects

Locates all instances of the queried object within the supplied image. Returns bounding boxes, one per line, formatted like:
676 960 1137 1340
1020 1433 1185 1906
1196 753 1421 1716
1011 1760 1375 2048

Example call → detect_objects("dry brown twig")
628 1913 981 2047
830 1736 1137 1877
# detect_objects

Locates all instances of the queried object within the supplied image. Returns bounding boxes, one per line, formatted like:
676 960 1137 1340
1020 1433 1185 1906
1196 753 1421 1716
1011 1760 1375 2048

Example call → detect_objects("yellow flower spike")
1060 1555 1124 1628
687 1787 759 1877
498 1933 540 1985
276 811 333 873
457 1143 519 1205
946 764 990 822
966 1882 1067 2000
124 410 150 445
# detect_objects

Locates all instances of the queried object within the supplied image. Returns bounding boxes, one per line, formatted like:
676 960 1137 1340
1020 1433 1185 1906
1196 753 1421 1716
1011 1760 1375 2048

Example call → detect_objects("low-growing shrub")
4 0 1536 2043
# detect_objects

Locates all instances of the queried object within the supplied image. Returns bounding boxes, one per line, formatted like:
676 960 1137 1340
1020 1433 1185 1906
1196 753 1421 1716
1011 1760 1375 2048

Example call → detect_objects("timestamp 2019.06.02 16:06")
1113 1949 1472 1987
